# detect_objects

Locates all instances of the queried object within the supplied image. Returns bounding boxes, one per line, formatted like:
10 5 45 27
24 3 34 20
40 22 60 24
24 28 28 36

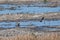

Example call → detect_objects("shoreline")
0 1 59 7
0 12 60 22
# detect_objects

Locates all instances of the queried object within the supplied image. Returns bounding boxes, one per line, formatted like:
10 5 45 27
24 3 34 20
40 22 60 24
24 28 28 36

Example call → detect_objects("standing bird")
40 17 44 22
16 22 20 28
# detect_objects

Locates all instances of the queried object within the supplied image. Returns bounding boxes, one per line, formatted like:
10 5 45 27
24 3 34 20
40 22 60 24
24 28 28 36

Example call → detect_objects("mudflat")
0 12 60 22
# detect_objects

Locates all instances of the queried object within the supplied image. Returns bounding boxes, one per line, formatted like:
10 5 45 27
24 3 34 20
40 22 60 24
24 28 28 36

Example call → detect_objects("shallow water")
0 20 60 31
0 4 60 31
0 4 60 14
0 20 60 28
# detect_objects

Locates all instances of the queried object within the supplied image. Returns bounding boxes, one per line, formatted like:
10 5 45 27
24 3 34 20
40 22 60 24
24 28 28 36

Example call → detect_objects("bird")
40 17 44 22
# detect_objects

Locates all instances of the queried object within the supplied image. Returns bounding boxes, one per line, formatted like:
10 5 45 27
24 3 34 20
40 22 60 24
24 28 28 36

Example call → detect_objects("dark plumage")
16 22 20 27
18 23 20 27
40 17 44 22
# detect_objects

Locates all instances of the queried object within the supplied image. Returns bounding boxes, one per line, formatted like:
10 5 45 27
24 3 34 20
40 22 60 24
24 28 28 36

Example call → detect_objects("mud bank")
0 12 60 22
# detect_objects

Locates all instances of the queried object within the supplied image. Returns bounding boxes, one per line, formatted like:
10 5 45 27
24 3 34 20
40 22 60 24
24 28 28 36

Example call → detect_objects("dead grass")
0 32 60 40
